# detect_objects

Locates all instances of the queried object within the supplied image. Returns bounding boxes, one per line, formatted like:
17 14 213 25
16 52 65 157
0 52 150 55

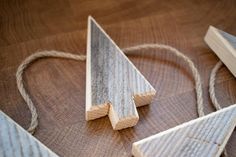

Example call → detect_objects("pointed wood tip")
88 15 95 23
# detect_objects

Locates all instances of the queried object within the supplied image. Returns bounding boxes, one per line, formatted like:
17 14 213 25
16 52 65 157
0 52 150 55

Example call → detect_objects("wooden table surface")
0 0 236 156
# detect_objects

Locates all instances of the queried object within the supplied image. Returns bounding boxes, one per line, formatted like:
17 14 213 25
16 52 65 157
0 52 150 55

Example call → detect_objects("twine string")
209 61 223 110
123 44 204 117
16 44 226 156
208 60 228 157
16 50 86 134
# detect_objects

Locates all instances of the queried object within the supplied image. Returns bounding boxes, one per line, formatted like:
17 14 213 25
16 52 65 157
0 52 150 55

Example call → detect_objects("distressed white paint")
205 26 236 77
0 111 59 157
86 16 156 130
132 104 236 157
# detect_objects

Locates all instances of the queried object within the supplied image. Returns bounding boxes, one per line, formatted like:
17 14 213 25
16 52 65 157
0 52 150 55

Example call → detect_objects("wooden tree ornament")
86 16 156 130
0 111 59 157
132 104 236 157
205 26 236 77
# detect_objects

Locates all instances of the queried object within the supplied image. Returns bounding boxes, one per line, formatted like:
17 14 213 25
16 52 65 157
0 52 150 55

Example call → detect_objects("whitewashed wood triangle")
0 111 59 157
86 16 156 130
132 104 236 157
205 26 236 77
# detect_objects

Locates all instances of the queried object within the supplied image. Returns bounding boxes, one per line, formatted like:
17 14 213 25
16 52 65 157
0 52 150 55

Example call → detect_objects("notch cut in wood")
86 16 156 130
205 26 236 77
0 111 59 157
132 104 236 157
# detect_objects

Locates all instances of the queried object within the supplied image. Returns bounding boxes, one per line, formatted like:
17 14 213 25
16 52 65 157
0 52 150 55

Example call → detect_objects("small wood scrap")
205 26 236 77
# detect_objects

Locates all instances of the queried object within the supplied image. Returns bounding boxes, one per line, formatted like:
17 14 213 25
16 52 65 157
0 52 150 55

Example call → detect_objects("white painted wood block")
132 104 236 157
0 111 59 157
205 26 236 77
86 16 156 130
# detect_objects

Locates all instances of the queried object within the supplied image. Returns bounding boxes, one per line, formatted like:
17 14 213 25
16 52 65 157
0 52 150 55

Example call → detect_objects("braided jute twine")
16 43 227 156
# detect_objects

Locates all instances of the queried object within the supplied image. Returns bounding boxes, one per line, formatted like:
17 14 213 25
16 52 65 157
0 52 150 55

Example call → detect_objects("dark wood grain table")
0 0 236 156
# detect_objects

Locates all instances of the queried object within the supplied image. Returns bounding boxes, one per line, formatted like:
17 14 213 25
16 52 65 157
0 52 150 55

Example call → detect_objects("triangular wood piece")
0 111 59 157
205 26 236 77
86 16 156 130
132 104 236 157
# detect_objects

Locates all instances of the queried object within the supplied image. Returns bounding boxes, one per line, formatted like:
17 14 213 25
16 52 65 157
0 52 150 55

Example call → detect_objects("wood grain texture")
86 17 156 130
205 26 236 77
0 111 59 157
132 104 236 157
0 0 236 157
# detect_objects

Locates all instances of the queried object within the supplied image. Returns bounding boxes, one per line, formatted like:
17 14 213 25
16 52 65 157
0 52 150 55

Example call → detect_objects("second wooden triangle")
132 104 236 157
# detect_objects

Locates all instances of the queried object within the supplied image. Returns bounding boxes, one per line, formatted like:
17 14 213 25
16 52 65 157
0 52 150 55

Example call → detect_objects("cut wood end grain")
205 26 236 77
132 104 236 157
133 92 156 107
86 16 156 130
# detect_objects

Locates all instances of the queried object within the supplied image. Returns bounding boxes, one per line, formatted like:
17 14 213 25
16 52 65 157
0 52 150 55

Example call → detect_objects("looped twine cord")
16 50 86 134
16 44 226 156
123 44 205 117
209 61 223 110
209 61 228 157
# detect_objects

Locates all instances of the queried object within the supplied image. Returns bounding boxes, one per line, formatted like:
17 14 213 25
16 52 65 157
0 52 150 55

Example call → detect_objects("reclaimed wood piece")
86 16 156 130
205 26 236 77
0 111 59 157
1 1 236 156
132 104 236 157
